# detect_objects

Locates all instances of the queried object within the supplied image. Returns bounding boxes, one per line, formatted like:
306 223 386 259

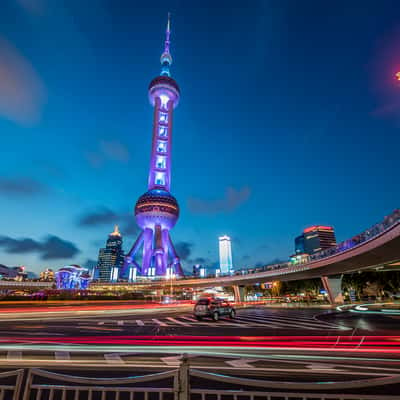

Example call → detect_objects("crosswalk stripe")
180 316 198 322
180 316 211 324
55 351 70 360
237 315 326 330
166 317 190 327
234 317 286 328
136 320 145 326
247 314 340 329
104 353 124 364
152 318 168 327
7 351 21 360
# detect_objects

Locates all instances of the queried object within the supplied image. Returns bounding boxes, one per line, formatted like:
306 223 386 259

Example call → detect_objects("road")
0 304 397 335
0 304 398 391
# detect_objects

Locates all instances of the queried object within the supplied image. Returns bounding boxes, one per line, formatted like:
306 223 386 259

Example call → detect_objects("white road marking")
226 358 260 368
244 313 347 330
234 317 286 328
136 320 145 326
117 320 124 326
180 316 200 322
97 321 105 325
152 318 168 327
180 317 210 326
180 315 247 326
161 355 182 366
7 351 21 360
55 351 70 361
256 314 345 329
238 315 327 330
306 363 342 371
104 353 124 364
166 317 190 327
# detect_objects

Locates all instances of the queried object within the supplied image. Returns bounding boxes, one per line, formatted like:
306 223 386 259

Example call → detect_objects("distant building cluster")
39 268 54 282
0 265 27 281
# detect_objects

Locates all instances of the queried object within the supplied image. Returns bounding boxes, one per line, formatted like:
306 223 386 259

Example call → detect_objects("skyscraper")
295 225 337 255
97 225 124 282
219 235 233 274
123 14 183 278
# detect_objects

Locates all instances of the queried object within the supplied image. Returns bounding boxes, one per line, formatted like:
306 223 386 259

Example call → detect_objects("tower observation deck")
123 14 183 279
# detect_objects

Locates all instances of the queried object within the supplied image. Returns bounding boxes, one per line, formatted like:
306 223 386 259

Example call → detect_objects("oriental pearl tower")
123 14 183 279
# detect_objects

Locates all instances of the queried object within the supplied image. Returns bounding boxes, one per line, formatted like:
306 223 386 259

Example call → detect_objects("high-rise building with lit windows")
296 225 337 255
97 225 124 282
219 235 233 274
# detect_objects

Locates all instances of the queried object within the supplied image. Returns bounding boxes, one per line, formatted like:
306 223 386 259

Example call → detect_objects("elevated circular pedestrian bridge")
109 209 399 292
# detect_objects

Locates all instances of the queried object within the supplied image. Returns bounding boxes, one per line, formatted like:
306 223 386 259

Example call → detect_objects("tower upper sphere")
148 13 180 108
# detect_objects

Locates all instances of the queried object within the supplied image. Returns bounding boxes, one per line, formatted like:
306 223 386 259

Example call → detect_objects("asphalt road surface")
0 306 397 336
0 306 398 394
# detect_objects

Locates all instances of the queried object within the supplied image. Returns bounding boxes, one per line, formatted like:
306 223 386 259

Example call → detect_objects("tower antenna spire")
160 12 172 76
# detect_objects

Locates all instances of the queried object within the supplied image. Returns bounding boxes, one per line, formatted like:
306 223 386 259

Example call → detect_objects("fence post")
174 354 190 400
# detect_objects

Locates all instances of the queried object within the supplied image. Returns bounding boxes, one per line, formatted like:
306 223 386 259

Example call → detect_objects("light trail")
0 335 399 353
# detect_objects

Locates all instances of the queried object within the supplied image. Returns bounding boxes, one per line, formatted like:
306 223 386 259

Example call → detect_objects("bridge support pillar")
321 275 344 305
233 285 245 303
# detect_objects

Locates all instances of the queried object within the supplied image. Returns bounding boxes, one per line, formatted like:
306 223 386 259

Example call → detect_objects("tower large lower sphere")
123 15 183 278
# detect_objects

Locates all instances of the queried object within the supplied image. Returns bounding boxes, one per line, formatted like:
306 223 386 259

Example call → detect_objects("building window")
159 112 168 123
157 141 167 153
155 172 165 186
159 126 168 137
160 94 169 110
156 156 166 169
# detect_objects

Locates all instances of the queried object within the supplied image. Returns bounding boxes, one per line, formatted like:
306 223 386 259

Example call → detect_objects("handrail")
190 369 400 390
190 389 398 400
27 367 177 385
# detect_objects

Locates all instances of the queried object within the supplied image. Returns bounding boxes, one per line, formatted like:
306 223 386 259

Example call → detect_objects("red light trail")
0 335 399 353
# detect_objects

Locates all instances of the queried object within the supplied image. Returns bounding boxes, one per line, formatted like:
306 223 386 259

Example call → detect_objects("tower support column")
321 275 344 305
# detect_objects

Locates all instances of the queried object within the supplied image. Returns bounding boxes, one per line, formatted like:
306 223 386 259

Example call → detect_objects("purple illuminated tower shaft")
124 14 183 278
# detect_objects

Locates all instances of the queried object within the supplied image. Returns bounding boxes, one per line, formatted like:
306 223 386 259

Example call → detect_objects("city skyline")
0 1 399 274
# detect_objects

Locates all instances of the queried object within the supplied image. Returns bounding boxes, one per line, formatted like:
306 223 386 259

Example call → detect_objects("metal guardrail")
22 368 177 400
6 356 398 400
0 369 24 400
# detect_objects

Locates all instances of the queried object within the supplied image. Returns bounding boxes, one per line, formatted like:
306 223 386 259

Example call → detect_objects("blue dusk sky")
0 0 399 274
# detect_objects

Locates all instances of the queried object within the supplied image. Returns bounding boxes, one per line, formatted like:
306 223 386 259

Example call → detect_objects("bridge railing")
4 356 398 400
308 208 400 263
193 208 400 279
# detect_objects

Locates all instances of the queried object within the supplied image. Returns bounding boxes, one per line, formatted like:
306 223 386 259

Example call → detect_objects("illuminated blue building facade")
55 265 90 290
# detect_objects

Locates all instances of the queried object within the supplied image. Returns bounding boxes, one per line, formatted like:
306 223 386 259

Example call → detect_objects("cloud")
85 140 130 168
78 208 119 227
41 236 80 260
0 235 80 260
78 206 138 236
187 186 251 214
0 237 42 253
120 220 139 236
0 177 46 197
0 38 46 125
174 241 193 261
